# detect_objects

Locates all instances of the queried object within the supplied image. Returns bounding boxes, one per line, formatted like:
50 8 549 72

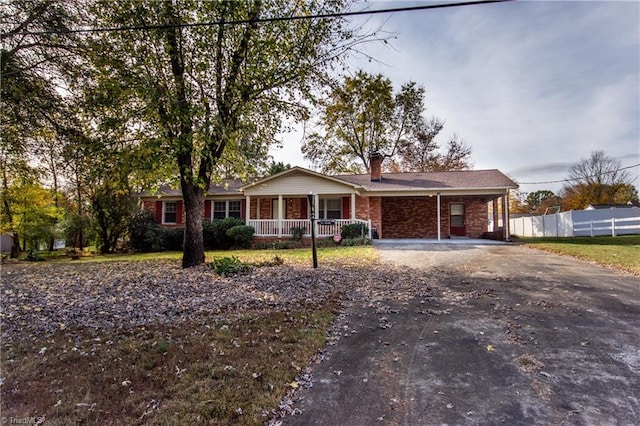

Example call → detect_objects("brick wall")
259 198 271 219
355 195 382 236
286 197 306 219
382 197 437 238
142 201 156 219
381 196 489 239
142 200 186 228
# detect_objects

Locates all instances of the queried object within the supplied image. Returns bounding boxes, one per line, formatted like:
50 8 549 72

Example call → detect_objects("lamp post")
307 192 318 268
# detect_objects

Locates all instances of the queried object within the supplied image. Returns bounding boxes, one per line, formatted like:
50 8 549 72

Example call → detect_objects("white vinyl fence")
509 208 640 238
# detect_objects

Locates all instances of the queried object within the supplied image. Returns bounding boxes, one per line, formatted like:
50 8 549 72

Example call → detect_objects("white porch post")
277 194 283 237
437 192 441 241
503 190 511 241
245 195 250 221
256 197 260 220
351 193 356 222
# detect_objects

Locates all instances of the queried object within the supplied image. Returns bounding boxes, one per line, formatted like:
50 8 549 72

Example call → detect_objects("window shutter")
176 201 183 224
155 201 163 223
204 200 211 220
241 199 246 219
301 197 308 219
342 197 350 219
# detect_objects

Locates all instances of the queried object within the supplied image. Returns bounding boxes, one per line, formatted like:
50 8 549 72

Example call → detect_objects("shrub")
202 220 216 249
128 211 185 252
209 256 251 276
128 211 159 252
163 227 184 251
25 249 45 261
340 237 372 246
143 226 166 252
209 254 284 276
274 241 302 249
290 226 305 241
315 238 337 248
212 217 245 249
252 240 302 250
226 225 255 248
341 223 368 240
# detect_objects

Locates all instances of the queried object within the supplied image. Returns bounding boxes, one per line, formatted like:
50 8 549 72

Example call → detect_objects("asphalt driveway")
283 243 640 425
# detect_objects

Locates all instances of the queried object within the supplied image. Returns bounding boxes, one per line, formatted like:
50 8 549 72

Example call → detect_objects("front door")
450 203 466 236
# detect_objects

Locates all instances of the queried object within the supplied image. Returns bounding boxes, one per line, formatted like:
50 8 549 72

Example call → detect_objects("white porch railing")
246 218 371 238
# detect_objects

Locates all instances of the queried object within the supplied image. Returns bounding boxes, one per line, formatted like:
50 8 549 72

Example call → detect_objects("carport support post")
308 192 318 268
503 191 511 241
437 192 441 241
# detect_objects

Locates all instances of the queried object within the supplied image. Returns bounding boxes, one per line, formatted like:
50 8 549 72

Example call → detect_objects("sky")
269 0 640 195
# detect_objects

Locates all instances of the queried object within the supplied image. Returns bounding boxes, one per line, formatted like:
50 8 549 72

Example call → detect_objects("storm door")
450 203 466 236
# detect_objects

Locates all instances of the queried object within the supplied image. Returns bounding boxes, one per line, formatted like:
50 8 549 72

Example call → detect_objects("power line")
1 0 512 38
518 163 640 185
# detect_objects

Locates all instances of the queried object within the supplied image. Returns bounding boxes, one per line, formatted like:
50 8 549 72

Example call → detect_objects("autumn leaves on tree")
301 71 473 174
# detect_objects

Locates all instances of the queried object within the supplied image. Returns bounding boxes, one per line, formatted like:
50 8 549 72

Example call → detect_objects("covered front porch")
240 168 371 239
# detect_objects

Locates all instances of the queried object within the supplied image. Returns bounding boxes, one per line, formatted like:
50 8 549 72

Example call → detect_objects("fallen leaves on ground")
1 258 437 424
1 259 435 343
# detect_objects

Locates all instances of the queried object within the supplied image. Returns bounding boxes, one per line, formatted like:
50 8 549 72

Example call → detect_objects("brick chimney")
370 152 382 182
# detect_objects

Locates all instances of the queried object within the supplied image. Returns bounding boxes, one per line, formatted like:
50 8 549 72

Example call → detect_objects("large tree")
524 190 560 214
85 0 378 267
387 121 473 173
302 71 424 174
302 70 472 174
561 151 638 210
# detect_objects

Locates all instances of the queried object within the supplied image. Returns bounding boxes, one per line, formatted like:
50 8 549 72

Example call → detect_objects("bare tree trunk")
181 182 205 268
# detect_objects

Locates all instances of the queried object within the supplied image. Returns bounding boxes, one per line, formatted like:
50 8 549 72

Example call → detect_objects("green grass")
39 245 378 266
2 304 340 425
515 235 640 275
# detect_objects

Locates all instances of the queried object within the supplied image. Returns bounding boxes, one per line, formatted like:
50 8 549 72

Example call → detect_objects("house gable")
241 167 361 197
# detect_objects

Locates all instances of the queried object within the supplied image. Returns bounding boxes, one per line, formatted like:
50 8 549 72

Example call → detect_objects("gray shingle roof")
335 169 518 191
139 169 517 197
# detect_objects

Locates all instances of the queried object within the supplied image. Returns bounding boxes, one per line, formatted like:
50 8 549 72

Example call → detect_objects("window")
213 200 242 220
319 198 341 220
228 200 241 218
163 202 177 224
213 201 227 220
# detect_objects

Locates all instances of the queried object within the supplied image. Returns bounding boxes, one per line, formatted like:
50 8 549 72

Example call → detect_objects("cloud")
271 0 639 194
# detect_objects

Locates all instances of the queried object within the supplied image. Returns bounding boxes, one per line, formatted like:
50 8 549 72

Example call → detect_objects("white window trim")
162 201 177 225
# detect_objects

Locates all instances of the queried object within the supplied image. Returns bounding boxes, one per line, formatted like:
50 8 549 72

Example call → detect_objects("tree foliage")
302 71 424 174
524 190 560 214
302 70 472 174
83 0 377 267
266 161 292 176
561 151 638 210
0 181 65 252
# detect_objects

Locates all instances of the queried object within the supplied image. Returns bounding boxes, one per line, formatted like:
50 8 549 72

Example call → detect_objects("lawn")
515 235 640 275
1 245 432 425
41 245 378 266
